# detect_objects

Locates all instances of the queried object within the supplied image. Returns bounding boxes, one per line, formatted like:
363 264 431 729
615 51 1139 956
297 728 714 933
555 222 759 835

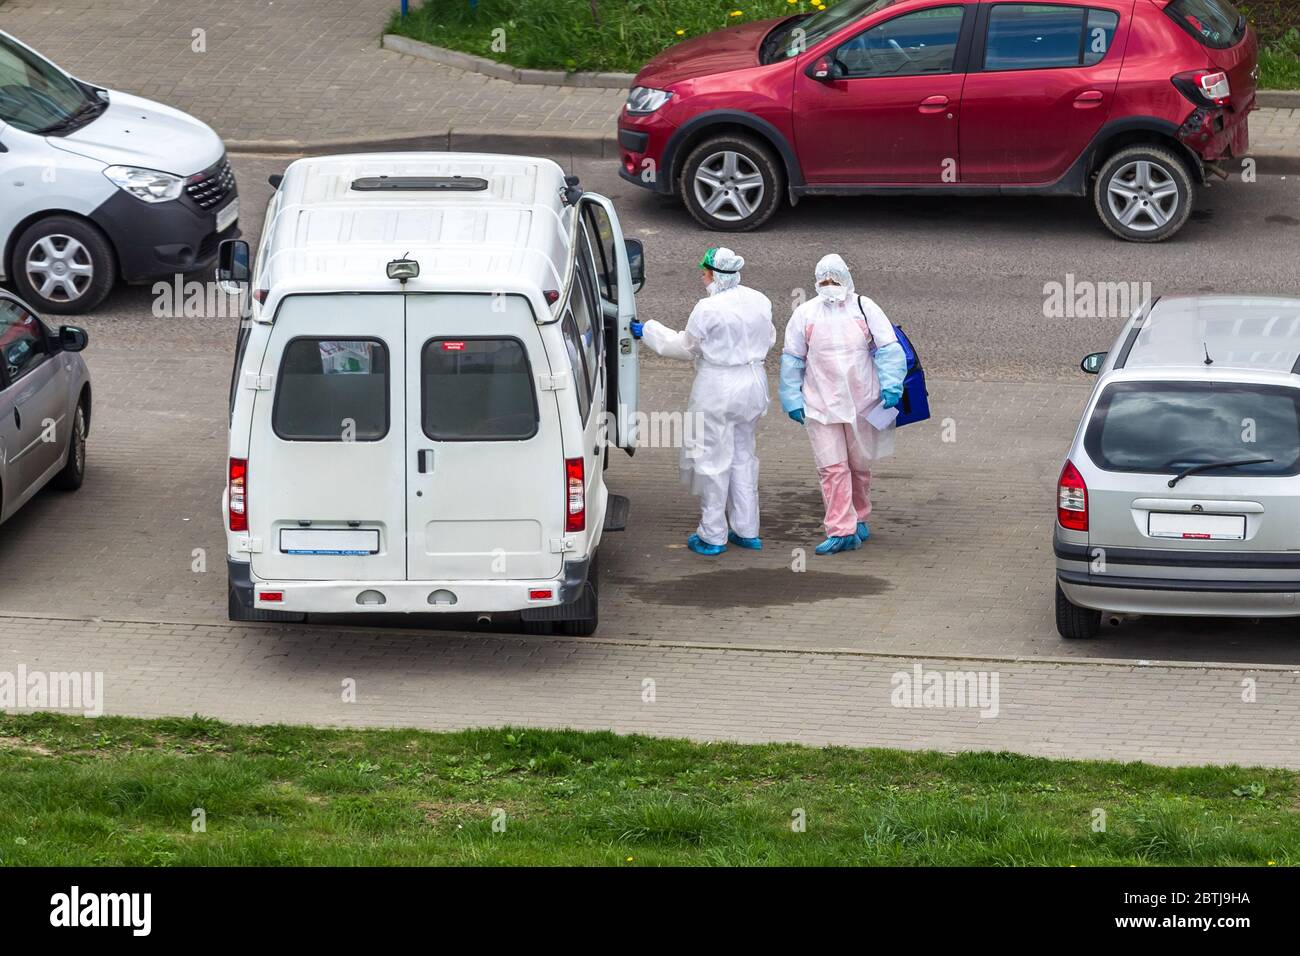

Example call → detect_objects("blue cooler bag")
892 325 930 427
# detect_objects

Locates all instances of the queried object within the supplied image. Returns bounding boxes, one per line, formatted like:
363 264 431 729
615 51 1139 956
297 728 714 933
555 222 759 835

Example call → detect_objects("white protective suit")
638 250 775 546
780 254 905 537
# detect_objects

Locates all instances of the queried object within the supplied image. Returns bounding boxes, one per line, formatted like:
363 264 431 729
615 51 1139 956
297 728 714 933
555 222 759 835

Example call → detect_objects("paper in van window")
318 341 373 375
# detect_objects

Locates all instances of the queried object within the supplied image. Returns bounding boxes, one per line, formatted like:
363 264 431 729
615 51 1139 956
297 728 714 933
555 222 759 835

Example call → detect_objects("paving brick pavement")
3 614 1298 768
2 0 1298 163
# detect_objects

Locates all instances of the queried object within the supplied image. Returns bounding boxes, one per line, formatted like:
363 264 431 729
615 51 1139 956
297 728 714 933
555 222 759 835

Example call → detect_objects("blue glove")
881 386 902 409
630 320 644 339
779 353 806 414
788 408 805 425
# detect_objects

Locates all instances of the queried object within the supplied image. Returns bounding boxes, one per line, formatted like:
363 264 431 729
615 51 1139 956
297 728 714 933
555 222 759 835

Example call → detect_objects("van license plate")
1148 512 1246 541
280 529 379 555
216 198 239 233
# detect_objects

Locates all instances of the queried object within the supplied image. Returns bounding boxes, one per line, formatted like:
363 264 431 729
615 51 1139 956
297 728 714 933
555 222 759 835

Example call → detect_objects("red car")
618 0 1258 241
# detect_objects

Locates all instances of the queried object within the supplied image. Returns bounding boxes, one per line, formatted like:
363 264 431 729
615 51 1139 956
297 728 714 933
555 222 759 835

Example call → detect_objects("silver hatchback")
0 290 90 523
1055 295 1300 639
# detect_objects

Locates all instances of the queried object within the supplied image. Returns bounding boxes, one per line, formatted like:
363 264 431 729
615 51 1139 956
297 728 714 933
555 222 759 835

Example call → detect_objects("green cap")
698 247 739 273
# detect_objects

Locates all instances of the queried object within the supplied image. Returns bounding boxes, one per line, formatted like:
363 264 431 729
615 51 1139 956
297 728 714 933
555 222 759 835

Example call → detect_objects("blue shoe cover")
727 531 763 550
815 535 862 555
688 534 727 556
856 522 871 542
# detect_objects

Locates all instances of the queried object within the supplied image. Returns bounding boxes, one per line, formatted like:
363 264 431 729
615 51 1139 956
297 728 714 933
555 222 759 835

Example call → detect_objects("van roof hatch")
350 175 489 192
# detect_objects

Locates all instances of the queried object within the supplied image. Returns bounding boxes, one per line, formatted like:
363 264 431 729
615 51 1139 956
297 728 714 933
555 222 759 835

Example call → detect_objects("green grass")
2 713 1298 865
390 0 1300 88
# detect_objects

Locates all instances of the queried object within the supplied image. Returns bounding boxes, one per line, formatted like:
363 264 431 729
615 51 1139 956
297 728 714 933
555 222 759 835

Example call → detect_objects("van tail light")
1173 70 1231 108
565 457 585 532
229 457 248 532
1057 460 1088 532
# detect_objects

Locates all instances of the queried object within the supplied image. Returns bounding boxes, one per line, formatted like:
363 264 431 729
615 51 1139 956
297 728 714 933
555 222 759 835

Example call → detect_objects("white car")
219 153 643 635
0 30 238 313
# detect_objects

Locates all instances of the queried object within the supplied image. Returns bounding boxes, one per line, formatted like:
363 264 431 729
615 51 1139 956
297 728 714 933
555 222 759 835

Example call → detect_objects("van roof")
254 152 573 313
1120 295 1300 377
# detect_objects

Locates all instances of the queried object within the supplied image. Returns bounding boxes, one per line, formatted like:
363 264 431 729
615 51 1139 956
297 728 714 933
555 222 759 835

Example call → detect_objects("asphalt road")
6 152 1300 667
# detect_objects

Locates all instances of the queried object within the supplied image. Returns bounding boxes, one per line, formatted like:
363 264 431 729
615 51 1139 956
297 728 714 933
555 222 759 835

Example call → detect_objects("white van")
219 153 642 635
0 29 237 314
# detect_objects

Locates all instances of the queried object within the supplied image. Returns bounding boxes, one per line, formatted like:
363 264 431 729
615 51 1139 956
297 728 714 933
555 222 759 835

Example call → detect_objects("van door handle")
418 449 434 474
918 95 949 113
1074 90 1105 108
13 407 19 430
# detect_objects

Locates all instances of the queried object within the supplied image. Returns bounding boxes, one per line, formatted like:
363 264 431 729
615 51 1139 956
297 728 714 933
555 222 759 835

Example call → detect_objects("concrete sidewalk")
3 0 1299 168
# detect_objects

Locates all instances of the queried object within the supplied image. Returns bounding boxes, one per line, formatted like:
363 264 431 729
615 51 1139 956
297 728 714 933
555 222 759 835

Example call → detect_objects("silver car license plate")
1148 512 1246 541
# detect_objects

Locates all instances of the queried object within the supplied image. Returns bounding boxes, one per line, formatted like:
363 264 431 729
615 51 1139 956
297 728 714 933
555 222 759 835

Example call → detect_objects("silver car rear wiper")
1167 457 1274 488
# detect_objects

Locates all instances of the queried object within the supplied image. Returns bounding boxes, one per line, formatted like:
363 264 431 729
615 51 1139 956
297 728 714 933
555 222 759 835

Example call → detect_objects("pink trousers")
806 419 873 537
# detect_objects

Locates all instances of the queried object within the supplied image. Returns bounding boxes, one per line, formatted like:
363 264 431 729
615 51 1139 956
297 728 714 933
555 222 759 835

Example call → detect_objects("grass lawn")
390 0 1300 88
1 712 1297 866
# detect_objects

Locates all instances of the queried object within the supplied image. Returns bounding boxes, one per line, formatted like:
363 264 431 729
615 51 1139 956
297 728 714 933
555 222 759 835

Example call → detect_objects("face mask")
817 282 847 302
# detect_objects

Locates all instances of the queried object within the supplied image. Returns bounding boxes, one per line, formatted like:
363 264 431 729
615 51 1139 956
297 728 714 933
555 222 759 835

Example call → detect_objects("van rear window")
1165 0 1245 50
273 338 389 441
422 338 538 441
1085 381 1300 477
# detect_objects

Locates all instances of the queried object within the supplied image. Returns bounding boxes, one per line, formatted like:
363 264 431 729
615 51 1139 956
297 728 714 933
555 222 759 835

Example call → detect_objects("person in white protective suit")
779 254 908 556
630 247 775 556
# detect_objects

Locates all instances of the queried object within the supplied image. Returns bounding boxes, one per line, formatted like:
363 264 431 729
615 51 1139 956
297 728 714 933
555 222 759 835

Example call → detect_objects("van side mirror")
625 238 645 294
268 173 284 189
59 325 89 352
1080 352 1107 374
217 239 251 294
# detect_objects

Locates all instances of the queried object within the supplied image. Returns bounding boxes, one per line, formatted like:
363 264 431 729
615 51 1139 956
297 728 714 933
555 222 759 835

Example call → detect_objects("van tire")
10 216 117 314
51 400 88 491
680 134 784 232
1055 581 1101 639
1092 145 1194 243
228 583 306 623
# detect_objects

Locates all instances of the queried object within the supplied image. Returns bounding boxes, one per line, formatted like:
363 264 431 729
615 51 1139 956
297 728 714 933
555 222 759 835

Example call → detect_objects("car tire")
1055 581 1101 639
51 399 88 491
680 134 784 232
10 216 117 314
1092 145 1194 243
560 550 600 637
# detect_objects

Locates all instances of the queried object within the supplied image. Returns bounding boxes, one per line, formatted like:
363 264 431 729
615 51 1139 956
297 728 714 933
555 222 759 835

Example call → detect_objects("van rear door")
405 293 566 581
248 294 407 581
579 194 639 451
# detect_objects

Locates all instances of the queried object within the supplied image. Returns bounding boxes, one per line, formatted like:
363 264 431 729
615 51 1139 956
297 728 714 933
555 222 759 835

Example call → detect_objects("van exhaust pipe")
1107 615 1123 628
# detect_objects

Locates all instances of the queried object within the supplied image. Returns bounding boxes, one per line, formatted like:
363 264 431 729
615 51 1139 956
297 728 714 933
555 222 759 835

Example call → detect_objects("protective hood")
815 253 854 303
704 246 744 295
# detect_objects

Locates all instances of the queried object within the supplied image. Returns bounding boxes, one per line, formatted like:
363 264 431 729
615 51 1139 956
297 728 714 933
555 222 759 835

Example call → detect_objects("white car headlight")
103 165 184 203
626 87 673 114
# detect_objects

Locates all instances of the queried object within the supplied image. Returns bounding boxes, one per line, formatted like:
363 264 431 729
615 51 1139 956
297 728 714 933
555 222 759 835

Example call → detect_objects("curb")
1259 90 1300 109
226 126 620 159
382 33 634 90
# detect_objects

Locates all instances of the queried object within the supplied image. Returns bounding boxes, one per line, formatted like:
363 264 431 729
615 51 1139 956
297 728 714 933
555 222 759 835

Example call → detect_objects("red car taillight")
229 457 248 532
1173 69 1231 108
565 457 585 533
1057 460 1088 532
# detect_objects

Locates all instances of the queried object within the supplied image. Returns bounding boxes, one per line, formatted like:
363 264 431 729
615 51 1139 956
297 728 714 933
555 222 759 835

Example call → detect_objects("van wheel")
51 400 88 491
680 134 784 232
1093 145 1194 243
1055 581 1101 639
11 216 117 314
228 582 306 623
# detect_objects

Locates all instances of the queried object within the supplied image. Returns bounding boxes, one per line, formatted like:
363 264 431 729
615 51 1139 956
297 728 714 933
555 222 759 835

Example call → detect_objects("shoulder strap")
857 295 874 347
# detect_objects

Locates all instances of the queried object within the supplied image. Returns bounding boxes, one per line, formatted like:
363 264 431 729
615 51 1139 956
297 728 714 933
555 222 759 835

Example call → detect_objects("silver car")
0 290 90 523
1055 295 1300 639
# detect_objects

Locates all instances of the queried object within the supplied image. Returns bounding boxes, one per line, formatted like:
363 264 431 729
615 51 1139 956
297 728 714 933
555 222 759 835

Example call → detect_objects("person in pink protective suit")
779 254 908 556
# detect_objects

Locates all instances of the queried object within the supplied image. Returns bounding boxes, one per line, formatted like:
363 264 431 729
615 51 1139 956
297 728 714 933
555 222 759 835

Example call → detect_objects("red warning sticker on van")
442 341 466 351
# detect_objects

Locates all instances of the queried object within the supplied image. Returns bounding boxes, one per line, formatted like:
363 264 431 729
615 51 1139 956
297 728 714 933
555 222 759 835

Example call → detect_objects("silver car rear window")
1085 381 1300 477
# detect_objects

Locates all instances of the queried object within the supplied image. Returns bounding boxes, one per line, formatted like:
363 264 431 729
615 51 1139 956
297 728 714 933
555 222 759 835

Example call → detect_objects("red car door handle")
919 95 949 113
1074 90 1105 108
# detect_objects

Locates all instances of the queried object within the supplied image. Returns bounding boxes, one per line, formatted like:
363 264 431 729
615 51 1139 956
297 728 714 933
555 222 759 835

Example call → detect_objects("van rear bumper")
228 558 588 615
